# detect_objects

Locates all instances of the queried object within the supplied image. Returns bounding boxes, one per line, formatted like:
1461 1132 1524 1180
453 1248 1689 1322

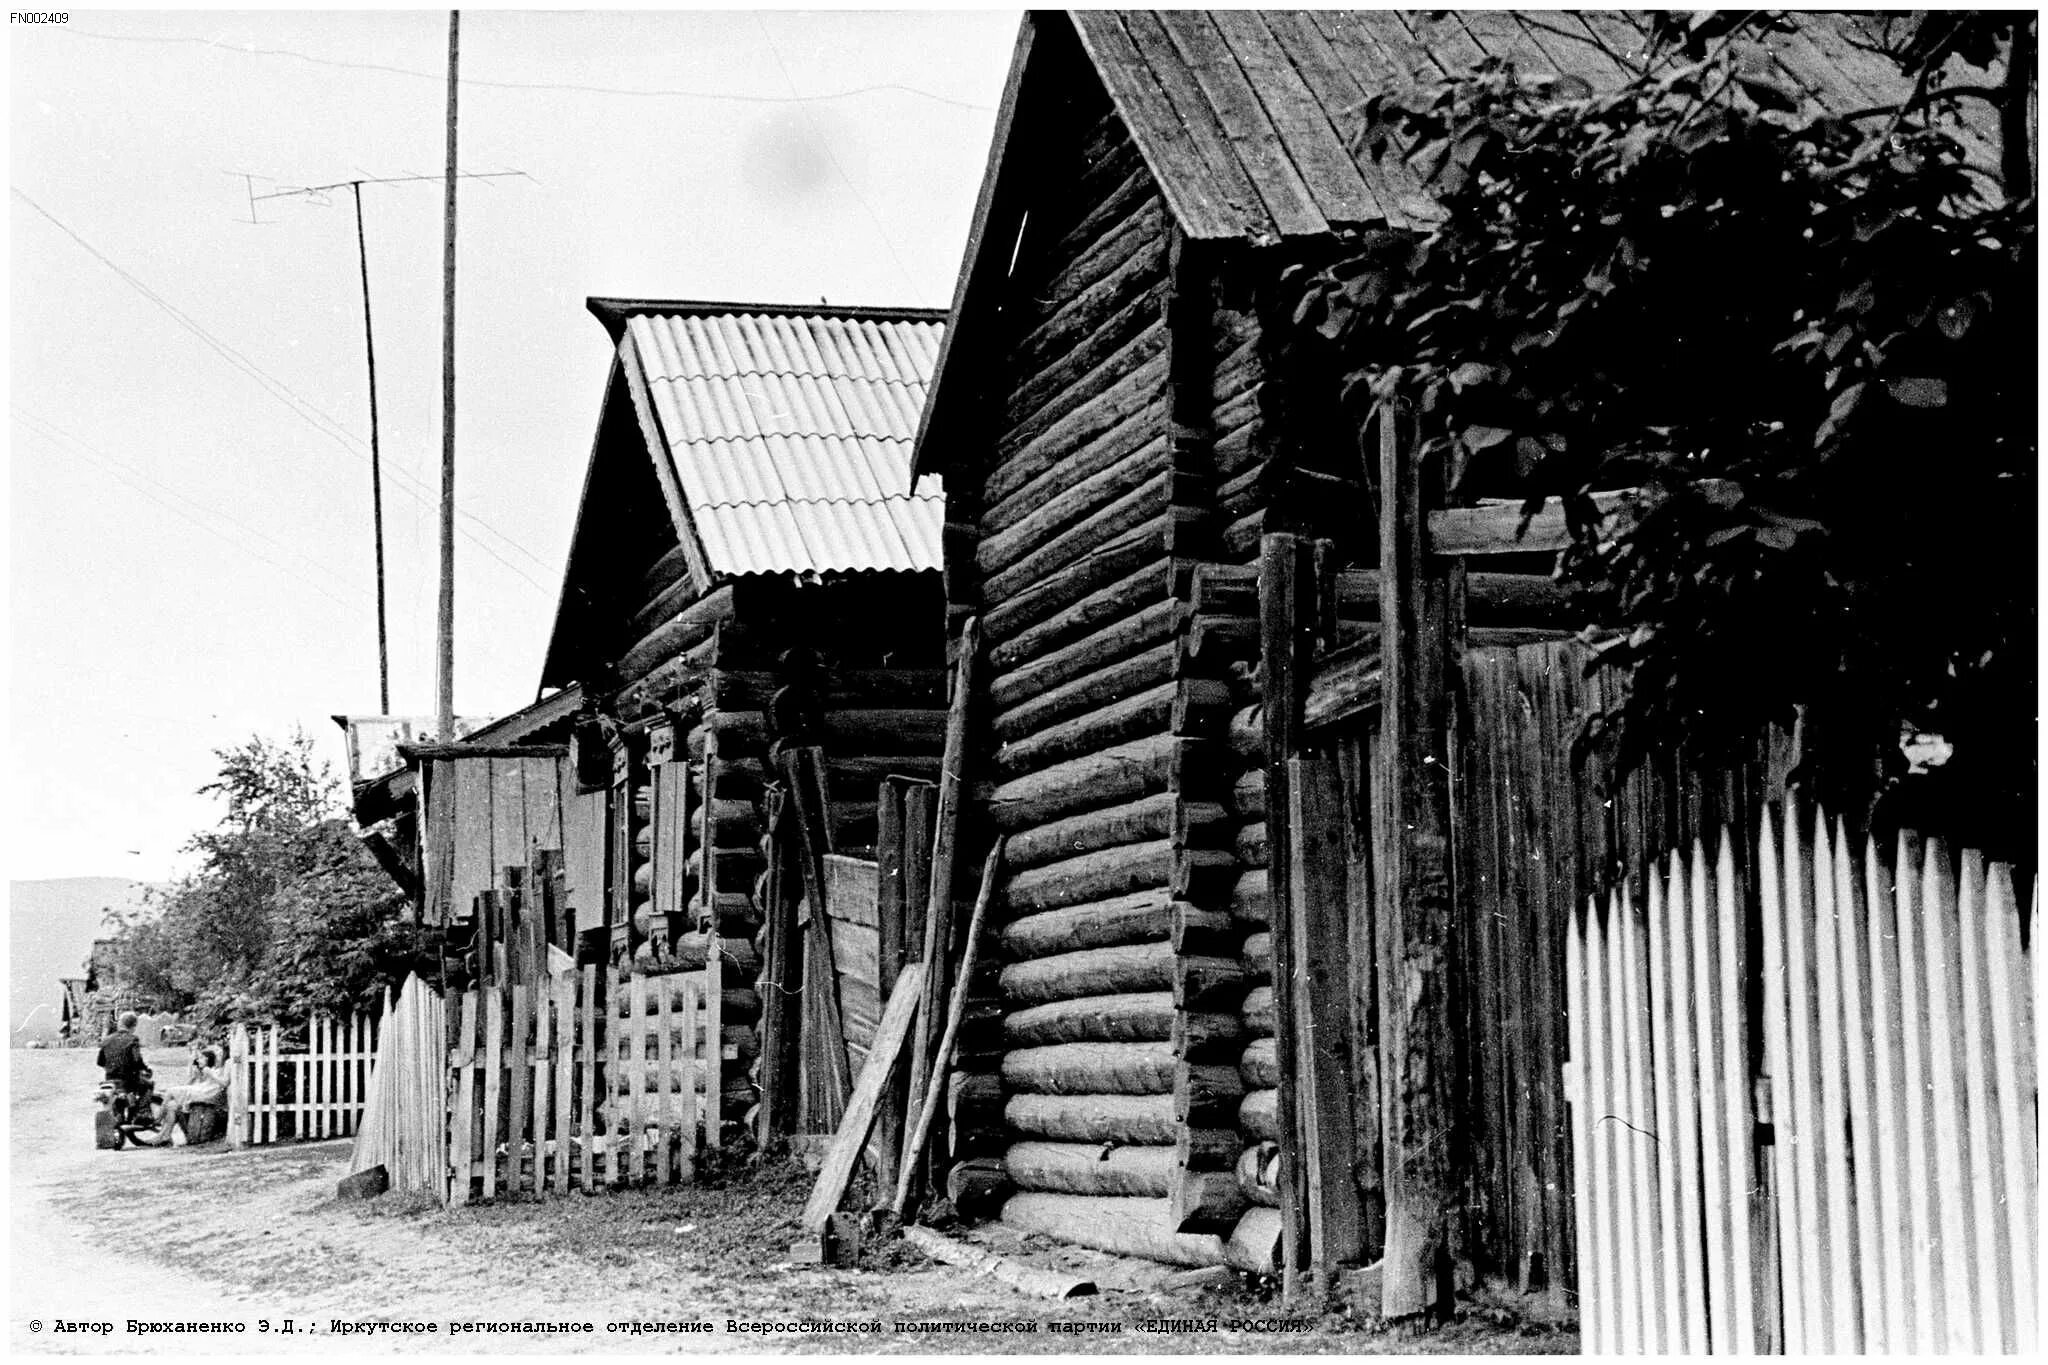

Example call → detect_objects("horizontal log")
1229 870 1270 926
666 933 760 975
1007 246 1167 402
707 667 947 712
1004 1092 1178 1145
983 523 1166 647
1303 640 1381 732
1003 839 1173 917
1211 422 1263 478
1427 487 1643 556
1174 955 1248 1011
1176 1061 1246 1128
629 572 736 642
1171 1010 1244 1062
1240 1037 1278 1090
617 585 737 682
991 352 1164 508
1005 791 1175 873
819 755 942 788
1238 1087 1279 1143
1000 887 1172 961
980 434 1170 580
1004 1141 1173 1197
1171 848 1238 902
1003 306 1165 469
987 733 1176 833
1000 1041 1176 1095
988 560 1170 679
940 1162 1015 1224
983 472 1170 606
614 656 706 722
996 686 1174 789
1173 803 1232 853
817 709 948 754
1240 986 1274 1038
640 541 693 600
1170 904 1235 959
1001 1193 1227 1269
1171 677 1235 739
1228 770 1265 821
1171 1169 1248 1235
992 644 1175 748
1233 821 1269 869
1184 614 1257 665
1032 195 1168 353
1227 704 1262 759
1236 1140 1282 1208
1001 992 1174 1048
1176 1126 1243 1173
1241 932 1272 981
1000 940 1175 1005
989 601 1176 715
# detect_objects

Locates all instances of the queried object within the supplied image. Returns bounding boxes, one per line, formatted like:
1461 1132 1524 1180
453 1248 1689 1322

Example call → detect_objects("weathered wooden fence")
1566 805 2037 1354
445 965 719 1200
227 1007 382 1147
348 974 447 1194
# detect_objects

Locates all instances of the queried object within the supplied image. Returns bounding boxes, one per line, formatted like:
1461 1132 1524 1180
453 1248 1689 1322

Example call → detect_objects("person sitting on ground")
152 1046 228 1144
96 1012 148 1091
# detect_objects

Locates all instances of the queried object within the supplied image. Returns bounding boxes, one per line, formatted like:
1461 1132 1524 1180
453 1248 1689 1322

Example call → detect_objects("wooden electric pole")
436 9 460 740
351 181 391 714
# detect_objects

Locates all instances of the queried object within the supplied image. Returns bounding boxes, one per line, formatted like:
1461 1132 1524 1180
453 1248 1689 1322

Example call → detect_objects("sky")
8 7 1020 882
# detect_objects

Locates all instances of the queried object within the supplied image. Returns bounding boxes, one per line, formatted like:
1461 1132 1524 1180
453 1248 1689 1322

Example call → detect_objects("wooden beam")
1258 532 1315 1298
798 962 926 1234
1378 405 1460 1325
1422 483 1733 557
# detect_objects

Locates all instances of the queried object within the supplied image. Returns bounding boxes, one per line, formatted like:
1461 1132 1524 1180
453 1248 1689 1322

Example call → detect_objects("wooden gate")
227 1006 381 1147
444 964 721 1200
1565 806 2038 1354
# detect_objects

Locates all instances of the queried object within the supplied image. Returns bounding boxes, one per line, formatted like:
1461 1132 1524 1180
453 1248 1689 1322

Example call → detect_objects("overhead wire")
11 409 363 612
752 13 924 299
10 188 557 597
61 25 996 112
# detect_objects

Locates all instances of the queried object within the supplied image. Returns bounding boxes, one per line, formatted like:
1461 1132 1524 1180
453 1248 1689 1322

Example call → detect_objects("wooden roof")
913 10 1990 478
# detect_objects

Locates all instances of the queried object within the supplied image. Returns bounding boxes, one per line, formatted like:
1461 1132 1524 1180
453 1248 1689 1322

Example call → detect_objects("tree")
1287 11 2034 854
101 730 431 1031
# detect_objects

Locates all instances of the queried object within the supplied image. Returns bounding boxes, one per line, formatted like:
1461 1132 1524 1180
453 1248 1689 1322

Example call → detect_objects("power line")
753 14 922 299
61 25 996 112
11 410 363 612
10 188 556 597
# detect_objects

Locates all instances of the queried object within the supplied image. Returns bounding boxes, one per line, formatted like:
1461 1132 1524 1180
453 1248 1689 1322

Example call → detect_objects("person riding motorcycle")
94 1012 159 1146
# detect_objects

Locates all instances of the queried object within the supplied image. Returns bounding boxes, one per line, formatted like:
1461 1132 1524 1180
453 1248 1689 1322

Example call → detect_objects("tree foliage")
101 731 431 1031
1287 12 2034 848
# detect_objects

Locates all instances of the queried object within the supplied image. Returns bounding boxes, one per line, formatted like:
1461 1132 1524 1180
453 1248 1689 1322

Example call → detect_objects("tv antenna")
240 160 528 715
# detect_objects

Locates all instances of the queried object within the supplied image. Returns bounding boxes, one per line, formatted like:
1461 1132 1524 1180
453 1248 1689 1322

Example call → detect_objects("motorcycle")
94 1070 162 1150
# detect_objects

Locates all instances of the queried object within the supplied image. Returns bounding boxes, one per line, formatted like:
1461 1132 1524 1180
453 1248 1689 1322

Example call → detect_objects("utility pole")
351 182 391 714
437 9 460 741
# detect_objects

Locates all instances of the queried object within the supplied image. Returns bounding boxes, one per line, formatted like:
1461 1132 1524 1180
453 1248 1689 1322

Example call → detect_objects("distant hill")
9 878 153 1046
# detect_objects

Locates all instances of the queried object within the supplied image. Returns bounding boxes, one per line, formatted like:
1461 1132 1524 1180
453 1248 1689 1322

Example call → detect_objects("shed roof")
592 298 947 580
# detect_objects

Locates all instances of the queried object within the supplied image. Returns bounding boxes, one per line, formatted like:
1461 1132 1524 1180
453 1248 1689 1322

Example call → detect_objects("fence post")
227 1024 249 1150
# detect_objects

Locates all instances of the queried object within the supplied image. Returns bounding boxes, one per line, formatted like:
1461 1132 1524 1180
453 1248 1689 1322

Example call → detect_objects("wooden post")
757 788 800 1141
874 778 910 1195
228 1024 249 1149
1258 531 1312 1299
904 616 980 1205
784 743 852 1125
1376 403 1461 1324
697 741 723 1149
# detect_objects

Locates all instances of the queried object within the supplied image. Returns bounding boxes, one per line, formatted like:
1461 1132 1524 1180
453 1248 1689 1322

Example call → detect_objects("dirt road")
11 1048 1569 1356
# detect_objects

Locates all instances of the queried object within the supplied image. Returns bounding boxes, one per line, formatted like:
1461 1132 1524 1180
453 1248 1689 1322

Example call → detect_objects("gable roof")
913 10 1987 477
592 298 947 581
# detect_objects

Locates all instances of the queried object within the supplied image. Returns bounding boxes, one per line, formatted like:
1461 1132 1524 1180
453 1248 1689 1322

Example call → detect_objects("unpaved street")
11 1048 1568 1356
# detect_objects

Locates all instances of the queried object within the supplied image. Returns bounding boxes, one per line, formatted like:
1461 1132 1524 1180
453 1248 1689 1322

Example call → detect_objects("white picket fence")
227 1005 383 1147
1565 804 2037 1354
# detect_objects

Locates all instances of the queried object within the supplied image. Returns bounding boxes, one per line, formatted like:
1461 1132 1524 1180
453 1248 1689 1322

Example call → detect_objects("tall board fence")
227 1007 382 1148
444 965 718 1201
1565 804 2037 1354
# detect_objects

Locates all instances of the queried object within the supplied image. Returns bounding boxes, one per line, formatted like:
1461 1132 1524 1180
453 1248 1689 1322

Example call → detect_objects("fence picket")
531 986 552 1198
579 965 597 1194
1715 833 1760 1353
1602 889 1644 1353
1564 904 1599 1353
1756 814 1806 1353
508 986 531 1196
1581 894 1621 1354
1982 863 2038 1353
554 971 574 1196
1956 851 2013 1352
1892 832 1948 1352
1617 880 1665 1350
1920 839 1980 1352
1644 871 1693 1351
1810 813 1865 1350
1861 836 1913 1350
481 989 503 1199
1828 820 1883 1353
450 991 479 1206
683 976 703 1178
655 972 674 1185
1688 842 1734 1354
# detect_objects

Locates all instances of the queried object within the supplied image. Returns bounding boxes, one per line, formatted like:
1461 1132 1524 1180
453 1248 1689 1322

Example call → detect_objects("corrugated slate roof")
611 304 946 578
1066 10 1972 243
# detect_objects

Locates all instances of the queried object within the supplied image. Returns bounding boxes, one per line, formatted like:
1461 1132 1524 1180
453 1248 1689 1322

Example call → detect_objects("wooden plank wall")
423 754 581 927
1455 640 1782 1296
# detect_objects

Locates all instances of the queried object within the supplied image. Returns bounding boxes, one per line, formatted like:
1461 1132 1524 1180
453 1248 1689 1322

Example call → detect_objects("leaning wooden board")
799 963 926 1234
